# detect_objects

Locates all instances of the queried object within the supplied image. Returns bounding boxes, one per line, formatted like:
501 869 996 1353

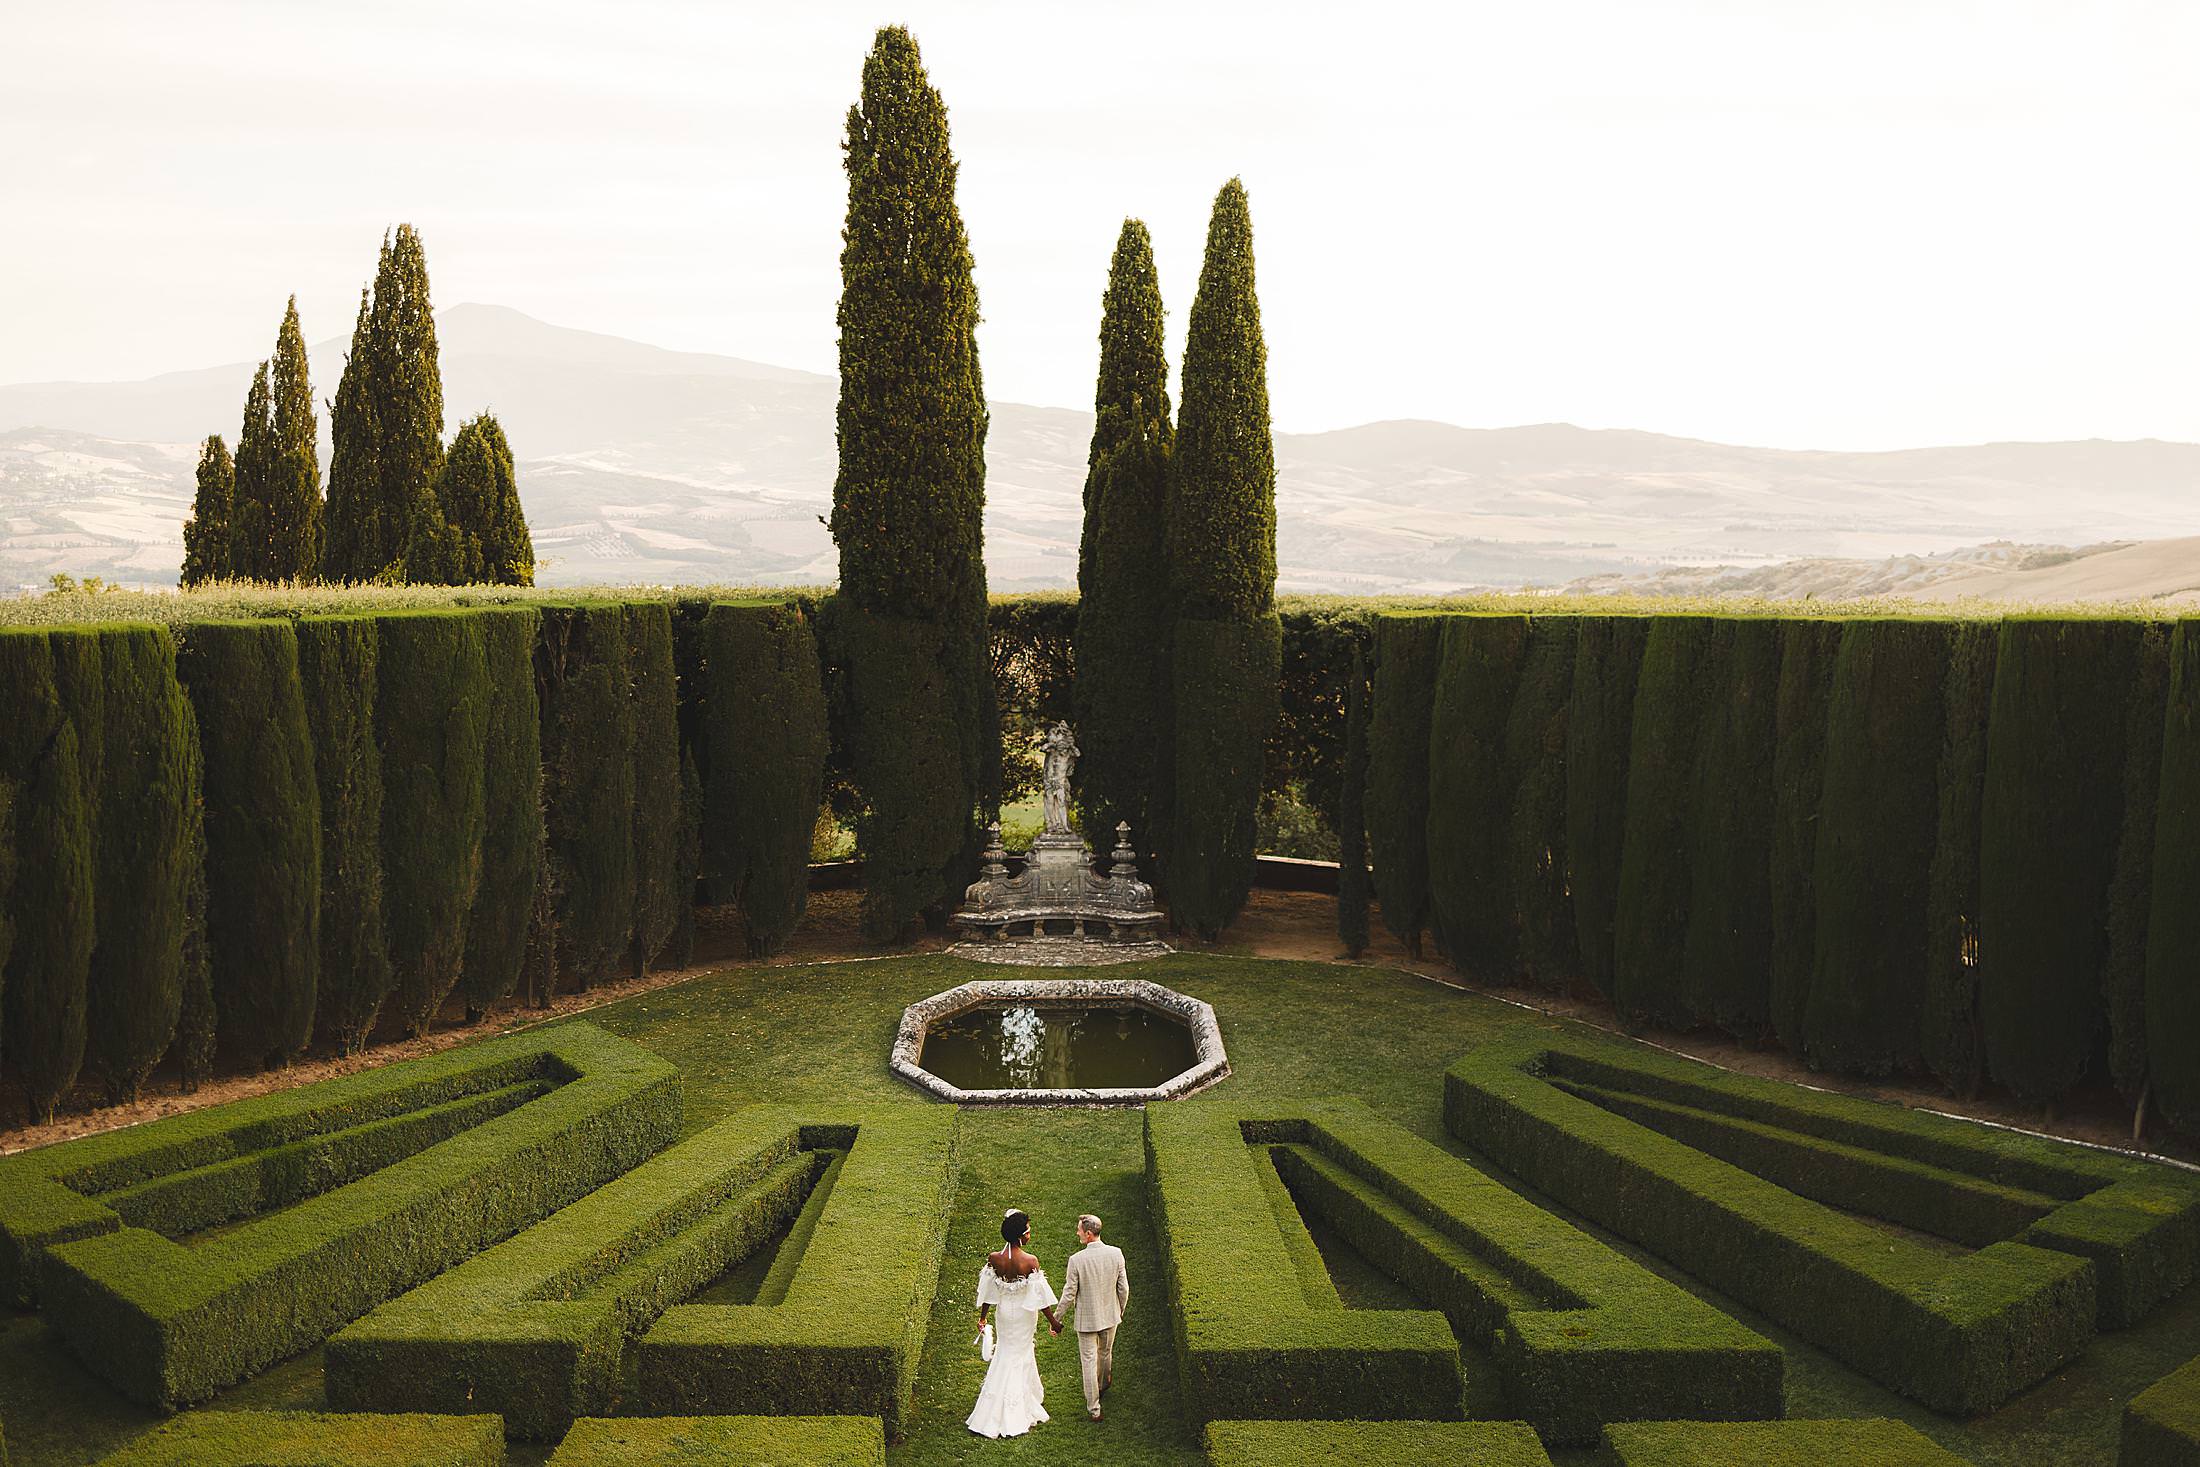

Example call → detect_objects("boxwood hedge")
545 1415 885 1466
1144 1103 1465 1422
1602 1418 1970 1466
1266 1098 1781 1444
91 1410 504 1466
634 1107 959 1439
1203 1419 1554 1466
1 1022 677 1405
2125 1353 2200 1467
330 1105 838 1438
1445 1026 2200 1412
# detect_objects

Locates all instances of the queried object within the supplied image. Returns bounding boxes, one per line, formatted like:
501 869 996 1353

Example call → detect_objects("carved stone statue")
1041 722 1078 836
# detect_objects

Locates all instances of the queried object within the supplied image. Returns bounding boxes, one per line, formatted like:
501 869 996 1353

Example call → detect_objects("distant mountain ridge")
2 304 2197 592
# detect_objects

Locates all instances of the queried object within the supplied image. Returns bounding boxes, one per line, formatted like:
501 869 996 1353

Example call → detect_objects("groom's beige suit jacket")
1059 1239 1129 1332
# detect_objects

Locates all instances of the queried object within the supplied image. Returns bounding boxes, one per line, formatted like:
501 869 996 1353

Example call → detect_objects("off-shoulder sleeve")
1030 1268 1059 1311
976 1263 1000 1307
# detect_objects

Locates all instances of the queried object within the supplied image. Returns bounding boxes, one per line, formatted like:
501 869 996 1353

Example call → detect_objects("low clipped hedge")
1 1022 677 1406
1144 1103 1465 1423
1203 1419 1554 1466
330 1106 835 1438
2125 1354 2200 1466
1602 1418 1970 1466
546 1415 885 1466
1444 1026 2200 1412
1268 1099 1780 1444
634 1107 960 1439
702 602 829 957
91 1410 504 1466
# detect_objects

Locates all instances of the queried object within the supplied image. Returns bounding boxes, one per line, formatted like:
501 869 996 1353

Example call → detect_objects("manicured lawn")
1 952 2195 1465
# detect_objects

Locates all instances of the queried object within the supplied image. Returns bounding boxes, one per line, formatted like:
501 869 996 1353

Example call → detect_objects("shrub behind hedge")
295 615 391 1054
376 612 490 1034
703 602 828 956
459 607 543 1017
176 619 320 1068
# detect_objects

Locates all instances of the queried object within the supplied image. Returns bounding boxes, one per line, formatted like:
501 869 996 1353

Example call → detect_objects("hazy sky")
5 1 2196 449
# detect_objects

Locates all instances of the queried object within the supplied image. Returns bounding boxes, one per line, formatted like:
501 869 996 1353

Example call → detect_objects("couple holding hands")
967 1208 1130 1438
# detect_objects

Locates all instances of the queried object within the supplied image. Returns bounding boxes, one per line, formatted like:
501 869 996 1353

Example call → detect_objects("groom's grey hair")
1078 1214 1103 1236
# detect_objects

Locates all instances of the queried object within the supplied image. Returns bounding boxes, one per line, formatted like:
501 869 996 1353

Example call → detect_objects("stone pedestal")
953 821 1163 944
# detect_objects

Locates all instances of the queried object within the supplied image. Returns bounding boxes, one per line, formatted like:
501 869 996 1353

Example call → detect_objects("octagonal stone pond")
891 978 1229 1106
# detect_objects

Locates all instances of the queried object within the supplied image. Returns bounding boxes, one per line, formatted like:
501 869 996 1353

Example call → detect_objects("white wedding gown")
967 1263 1057 1438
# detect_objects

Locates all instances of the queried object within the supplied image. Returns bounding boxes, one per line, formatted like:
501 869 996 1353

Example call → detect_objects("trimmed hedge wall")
1 1022 677 1405
1365 614 1441 955
1921 620 1995 1097
0 629 95 1120
2125 1354 2200 1467
1144 1103 1465 1422
540 604 638 986
628 602 684 974
1680 617 1776 1035
175 619 321 1068
1424 614 1527 971
1445 1025 2200 1412
634 1107 959 1439
330 1105 832 1437
1612 616 1712 1027
1767 618 1840 1049
2149 620 2200 1136
703 602 829 957
1268 1099 1781 1444
295 615 391 1054
1602 1418 1970 1466
1203 1419 1554 1466
376 612 491 1035
459 607 544 1018
1169 614 1283 939
2108 622 2172 1107
1802 619 1949 1074
1566 614 1647 996
92 1411 504 1467
546 1416 885 1467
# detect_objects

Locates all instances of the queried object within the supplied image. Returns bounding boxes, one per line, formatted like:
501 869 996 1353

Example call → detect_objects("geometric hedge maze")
1146 1098 1782 1446
1446 1025 2200 1415
330 1104 960 1440
0 1022 681 1408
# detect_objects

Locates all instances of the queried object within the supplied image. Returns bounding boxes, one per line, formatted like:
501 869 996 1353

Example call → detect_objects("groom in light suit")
1050 1212 1129 1421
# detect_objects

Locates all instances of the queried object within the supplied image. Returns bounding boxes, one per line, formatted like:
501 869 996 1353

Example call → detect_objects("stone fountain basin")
891 977 1230 1107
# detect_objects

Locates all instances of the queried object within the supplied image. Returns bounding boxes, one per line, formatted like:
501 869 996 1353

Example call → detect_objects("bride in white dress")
967 1208 1064 1438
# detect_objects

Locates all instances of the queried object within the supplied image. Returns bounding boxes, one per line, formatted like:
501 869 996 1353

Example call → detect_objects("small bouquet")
974 1321 995 1361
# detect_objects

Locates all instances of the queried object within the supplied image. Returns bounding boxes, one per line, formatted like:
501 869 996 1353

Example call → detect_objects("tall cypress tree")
229 363 275 580
180 435 234 586
323 227 445 582
827 26 995 941
1164 178 1281 939
263 297 322 581
324 285 381 582
439 413 534 585
1073 219 1174 859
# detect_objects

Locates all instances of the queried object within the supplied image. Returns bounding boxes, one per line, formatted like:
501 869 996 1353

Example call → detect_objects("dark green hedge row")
461 608 544 1018
1169 615 1282 939
703 602 829 957
296 616 392 1054
94 1410 504 1466
539 604 638 986
1203 1419 1554 1466
1144 1103 1466 1422
2124 1354 2200 1467
1268 1099 1781 1445
634 1107 960 1440
1601 1418 1970 1466
331 1105 829 1438
0 1022 677 1405
545 1415 886 1466
1370 611 2200 1124
1446 1026 2200 1411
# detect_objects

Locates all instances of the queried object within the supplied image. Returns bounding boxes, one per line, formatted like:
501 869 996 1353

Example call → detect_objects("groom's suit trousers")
1077 1325 1115 1415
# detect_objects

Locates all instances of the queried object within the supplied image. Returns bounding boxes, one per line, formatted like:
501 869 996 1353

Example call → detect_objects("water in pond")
919 1003 1196 1091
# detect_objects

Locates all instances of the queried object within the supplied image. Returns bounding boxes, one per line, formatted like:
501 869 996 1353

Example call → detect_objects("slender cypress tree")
262 297 322 581
827 26 995 941
439 413 534 585
180 435 234 586
1073 219 1174 859
324 286 381 581
1164 178 1281 939
229 363 275 579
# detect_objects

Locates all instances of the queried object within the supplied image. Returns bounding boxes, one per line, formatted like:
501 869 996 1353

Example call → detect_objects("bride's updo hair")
1001 1209 1030 1246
